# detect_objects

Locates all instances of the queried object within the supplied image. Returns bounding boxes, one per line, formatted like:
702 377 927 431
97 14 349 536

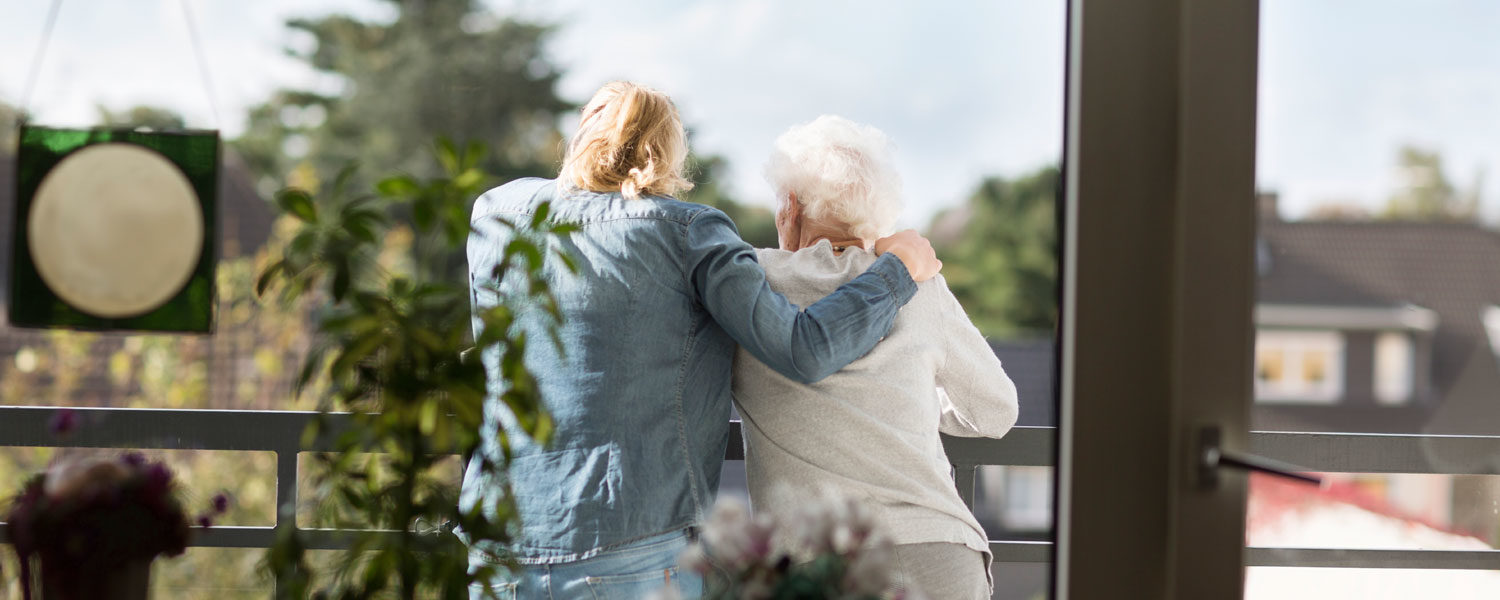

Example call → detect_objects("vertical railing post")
954 463 978 510
274 445 300 597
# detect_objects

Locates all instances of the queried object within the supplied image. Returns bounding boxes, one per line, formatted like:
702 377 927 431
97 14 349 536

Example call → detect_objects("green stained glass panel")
9 125 218 332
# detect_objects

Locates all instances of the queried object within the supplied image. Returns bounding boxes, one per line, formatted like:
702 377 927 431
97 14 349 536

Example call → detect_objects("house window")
1374 332 1414 405
1254 330 1345 403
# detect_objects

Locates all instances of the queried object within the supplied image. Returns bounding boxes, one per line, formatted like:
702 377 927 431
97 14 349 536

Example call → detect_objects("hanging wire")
178 0 223 128
17 0 66 125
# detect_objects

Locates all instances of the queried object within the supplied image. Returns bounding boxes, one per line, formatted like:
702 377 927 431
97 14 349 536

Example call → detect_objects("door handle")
1197 425 1321 489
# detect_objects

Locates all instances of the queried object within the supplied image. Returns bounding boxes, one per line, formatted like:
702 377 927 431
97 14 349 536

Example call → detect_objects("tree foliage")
97 105 188 131
1381 145 1482 222
234 0 571 190
682 153 778 249
930 167 1059 338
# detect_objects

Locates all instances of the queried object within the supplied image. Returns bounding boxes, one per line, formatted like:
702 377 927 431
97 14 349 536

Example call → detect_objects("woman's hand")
873 230 942 281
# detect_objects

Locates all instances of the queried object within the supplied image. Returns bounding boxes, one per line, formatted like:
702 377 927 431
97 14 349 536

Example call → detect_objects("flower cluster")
669 495 922 600
4 453 230 598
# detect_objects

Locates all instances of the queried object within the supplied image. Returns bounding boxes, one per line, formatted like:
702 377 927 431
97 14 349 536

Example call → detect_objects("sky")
1 0 1499 227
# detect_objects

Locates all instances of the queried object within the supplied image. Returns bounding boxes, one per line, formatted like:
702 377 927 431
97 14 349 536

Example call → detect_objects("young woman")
733 115 1020 599
462 83 943 600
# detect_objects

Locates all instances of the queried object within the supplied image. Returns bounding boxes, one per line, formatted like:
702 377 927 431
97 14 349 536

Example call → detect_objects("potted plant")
257 139 570 598
5 453 229 600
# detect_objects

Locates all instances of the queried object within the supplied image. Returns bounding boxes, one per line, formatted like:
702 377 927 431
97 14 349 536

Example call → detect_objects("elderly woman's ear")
775 192 803 251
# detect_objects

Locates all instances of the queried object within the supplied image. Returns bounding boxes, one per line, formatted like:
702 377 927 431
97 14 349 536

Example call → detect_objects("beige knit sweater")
731 240 1020 561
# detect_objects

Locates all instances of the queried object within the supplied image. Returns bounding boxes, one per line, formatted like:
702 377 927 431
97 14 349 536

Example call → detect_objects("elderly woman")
732 115 1019 600
462 84 943 600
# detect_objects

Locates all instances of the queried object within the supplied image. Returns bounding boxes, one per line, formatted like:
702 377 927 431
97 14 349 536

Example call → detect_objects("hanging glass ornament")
9 125 217 332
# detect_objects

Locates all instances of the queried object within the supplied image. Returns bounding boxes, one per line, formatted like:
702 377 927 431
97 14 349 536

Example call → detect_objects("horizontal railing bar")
1252 431 1500 476
10 522 1492 571
8 407 1500 572
0 406 353 453
944 426 1055 467
0 523 406 551
8 407 1500 475
990 540 1052 563
1245 547 1500 570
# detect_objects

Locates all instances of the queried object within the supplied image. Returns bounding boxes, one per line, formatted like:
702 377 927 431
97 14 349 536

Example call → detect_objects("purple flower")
197 516 213 528
211 492 230 514
143 463 173 497
122 452 146 467
48 409 77 436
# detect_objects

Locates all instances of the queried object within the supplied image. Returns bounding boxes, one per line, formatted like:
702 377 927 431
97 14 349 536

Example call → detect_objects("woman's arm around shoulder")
685 208 920 384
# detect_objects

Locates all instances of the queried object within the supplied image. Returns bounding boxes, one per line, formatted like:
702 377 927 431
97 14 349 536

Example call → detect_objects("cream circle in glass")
28 143 204 318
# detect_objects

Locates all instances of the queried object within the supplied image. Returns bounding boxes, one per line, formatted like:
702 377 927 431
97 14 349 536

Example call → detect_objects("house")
976 196 1500 548
1245 472 1500 598
1253 193 1500 545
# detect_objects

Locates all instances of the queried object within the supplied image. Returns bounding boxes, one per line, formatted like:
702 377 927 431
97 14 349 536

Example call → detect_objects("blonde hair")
764 115 903 240
558 81 693 199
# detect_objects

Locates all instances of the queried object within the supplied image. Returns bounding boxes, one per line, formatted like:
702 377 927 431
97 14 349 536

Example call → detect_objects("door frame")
1055 1 1261 598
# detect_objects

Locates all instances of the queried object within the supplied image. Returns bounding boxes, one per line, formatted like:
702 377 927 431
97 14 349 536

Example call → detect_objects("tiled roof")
1259 220 1500 434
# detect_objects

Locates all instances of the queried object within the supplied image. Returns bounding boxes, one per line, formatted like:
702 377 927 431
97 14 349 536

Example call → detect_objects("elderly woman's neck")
794 221 870 253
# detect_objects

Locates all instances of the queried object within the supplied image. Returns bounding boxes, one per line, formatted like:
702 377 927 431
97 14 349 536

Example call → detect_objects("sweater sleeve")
933 276 1020 438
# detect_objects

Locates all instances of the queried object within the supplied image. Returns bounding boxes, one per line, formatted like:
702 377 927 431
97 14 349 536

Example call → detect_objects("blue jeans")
468 529 704 600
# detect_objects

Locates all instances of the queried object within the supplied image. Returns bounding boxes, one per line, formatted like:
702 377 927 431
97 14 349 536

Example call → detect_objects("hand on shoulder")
873 229 942 282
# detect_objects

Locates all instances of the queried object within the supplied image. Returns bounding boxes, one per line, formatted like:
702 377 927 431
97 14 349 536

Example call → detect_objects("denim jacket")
461 178 917 563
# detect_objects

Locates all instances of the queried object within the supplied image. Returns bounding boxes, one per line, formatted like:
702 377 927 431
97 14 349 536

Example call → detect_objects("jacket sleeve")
932 276 1020 438
685 208 917 384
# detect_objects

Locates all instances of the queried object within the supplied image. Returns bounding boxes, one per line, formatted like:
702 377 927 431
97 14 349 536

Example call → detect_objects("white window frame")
1253 330 1345 404
1373 331 1415 406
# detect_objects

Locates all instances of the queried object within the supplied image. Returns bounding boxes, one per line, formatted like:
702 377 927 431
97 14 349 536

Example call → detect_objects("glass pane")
152 547 273 599
0 448 277 526
1251 0 1500 594
1 2 1066 599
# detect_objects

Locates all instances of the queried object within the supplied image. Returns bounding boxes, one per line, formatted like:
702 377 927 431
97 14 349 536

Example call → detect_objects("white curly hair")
763 115 902 241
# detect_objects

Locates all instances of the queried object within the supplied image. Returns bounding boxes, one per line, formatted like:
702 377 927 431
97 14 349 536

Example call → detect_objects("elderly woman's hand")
874 230 942 282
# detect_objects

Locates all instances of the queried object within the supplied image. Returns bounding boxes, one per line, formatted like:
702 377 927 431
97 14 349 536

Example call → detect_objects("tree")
1381 145 1481 222
930 167 1059 338
97 105 187 131
234 0 573 286
682 153 778 249
234 0 571 188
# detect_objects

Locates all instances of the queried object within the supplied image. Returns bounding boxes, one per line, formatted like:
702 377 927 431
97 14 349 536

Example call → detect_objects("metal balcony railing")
1 405 1498 580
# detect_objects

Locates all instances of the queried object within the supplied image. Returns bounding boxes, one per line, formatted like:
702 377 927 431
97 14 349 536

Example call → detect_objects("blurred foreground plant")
671 495 920 600
257 139 573 599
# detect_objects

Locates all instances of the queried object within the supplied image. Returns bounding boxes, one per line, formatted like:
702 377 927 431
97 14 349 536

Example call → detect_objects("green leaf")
463 140 486 170
504 240 543 269
332 258 351 302
332 162 360 197
452 168 485 190
530 202 551 229
256 259 286 297
276 188 318 223
435 137 460 174
376 175 420 198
